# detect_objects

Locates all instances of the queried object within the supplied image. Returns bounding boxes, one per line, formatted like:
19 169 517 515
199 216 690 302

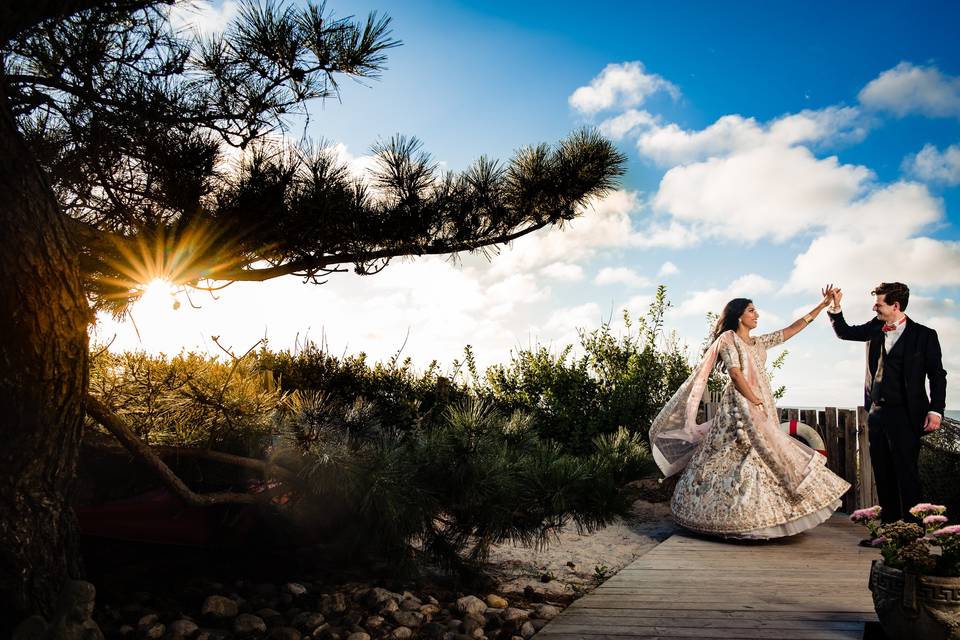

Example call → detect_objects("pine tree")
0 0 625 626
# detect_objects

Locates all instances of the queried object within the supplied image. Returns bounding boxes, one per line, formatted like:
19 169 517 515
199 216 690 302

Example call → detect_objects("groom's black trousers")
867 404 923 523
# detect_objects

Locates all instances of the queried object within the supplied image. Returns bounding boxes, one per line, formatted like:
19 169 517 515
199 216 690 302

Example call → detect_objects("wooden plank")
800 409 818 432
823 407 840 477
841 409 859 512
856 406 876 509
542 515 875 639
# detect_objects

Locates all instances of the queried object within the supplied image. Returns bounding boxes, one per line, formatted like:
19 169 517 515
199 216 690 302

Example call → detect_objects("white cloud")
594 267 651 288
674 274 777 318
658 261 679 276
783 232 960 305
168 0 240 36
636 107 867 166
598 109 659 140
654 145 871 242
859 62 960 119
489 190 641 276
539 262 585 282
903 143 960 185
569 61 680 116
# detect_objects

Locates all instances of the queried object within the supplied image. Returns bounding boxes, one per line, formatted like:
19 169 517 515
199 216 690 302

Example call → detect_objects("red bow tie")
882 324 897 332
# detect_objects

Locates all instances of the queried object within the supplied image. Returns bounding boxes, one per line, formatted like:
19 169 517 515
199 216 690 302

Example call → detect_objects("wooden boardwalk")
537 515 878 640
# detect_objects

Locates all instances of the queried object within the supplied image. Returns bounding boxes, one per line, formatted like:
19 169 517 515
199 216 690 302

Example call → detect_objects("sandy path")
484 499 675 601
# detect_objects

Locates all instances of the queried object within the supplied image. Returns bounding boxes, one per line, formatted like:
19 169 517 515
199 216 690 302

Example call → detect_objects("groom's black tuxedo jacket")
830 312 947 433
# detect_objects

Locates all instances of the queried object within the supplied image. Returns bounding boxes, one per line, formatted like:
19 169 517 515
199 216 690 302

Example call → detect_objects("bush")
276 396 632 570
483 286 691 453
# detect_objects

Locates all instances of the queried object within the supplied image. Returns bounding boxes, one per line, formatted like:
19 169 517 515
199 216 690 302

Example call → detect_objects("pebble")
390 627 413 640
141 622 165 639
286 583 308 597
455 596 487 617
520 621 536 638
533 604 560 620
269 627 302 640
233 613 267 637
346 633 370 640
485 595 508 609
202 595 239 619
166 619 199 640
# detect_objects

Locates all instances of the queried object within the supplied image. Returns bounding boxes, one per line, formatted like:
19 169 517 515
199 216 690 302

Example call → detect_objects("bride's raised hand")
820 284 835 307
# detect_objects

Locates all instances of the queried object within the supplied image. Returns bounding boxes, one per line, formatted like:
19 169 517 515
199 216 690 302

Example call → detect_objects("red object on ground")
77 489 215 546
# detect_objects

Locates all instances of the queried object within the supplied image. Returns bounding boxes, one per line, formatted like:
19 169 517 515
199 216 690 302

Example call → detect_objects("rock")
390 627 413 640
447 619 463 631
379 599 399 614
14 581 107 640
137 614 159 628
166 619 199 639
286 583 308 597
460 614 484 637
320 593 348 615
455 596 486 617
269 627 302 640
197 630 231 640
484 595 508 609
419 604 441 618
202 596 239 620
532 605 559 621
519 622 535 639
502 609 529 623
426 596 440 606
363 587 401 607
482 612 502 630
309 623 331 638
419 622 446 640
345 633 369 640
364 615 385 629
140 623 165 639
399 598 422 611
256 608 283 624
391 610 424 628
233 614 267 637
292 612 326 631
531 619 548 631
119 625 135 637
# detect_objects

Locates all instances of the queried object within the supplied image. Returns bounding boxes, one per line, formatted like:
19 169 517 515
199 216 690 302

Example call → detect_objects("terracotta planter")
868 558 960 640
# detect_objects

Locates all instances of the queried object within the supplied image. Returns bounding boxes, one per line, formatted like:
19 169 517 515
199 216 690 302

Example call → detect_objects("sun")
136 278 181 315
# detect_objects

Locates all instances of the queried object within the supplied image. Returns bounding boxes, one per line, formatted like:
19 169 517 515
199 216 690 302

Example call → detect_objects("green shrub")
277 396 630 570
483 286 691 453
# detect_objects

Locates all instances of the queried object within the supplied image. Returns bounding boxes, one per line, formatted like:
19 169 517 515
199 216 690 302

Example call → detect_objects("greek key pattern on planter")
917 583 960 603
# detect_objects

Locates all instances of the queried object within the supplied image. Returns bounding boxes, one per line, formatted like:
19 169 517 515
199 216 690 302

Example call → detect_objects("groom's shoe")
858 538 874 548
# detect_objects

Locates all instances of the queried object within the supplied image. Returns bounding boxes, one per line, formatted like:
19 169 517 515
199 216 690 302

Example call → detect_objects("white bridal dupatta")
649 330 820 498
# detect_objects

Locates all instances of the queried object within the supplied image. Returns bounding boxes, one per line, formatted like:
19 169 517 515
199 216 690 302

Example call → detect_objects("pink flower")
924 515 949 526
931 525 960 538
871 537 888 547
909 503 947 517
851 506 882 522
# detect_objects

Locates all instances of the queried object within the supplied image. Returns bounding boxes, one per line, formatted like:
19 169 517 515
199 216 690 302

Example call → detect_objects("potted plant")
851 503 960 640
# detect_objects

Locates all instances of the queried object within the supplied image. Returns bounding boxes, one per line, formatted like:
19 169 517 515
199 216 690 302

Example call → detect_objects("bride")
650 288 850 539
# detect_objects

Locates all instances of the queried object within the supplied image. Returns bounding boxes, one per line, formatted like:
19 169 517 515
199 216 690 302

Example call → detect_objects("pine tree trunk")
0 83 91 631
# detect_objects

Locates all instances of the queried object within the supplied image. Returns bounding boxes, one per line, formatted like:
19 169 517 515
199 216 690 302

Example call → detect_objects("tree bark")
0 80 91 630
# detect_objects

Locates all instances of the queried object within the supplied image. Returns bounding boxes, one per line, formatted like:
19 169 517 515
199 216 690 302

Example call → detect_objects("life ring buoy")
780 420 827 457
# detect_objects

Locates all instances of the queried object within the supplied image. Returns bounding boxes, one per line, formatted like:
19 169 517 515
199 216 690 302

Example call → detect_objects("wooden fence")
702 403 876 513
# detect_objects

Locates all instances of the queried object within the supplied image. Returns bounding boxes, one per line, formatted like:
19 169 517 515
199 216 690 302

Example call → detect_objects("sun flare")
136 278 181 315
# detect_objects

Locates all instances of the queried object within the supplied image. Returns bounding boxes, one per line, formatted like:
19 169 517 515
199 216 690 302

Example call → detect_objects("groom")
826 282 947 523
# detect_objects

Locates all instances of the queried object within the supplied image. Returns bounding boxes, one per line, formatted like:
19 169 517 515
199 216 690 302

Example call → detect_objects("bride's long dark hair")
712 298 752 342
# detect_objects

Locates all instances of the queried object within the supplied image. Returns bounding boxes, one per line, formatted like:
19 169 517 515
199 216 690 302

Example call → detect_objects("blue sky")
100 0 960 410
